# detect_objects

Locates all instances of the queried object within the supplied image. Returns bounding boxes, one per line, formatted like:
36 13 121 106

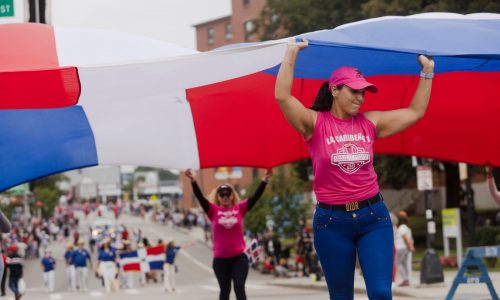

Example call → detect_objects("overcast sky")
51 0 231 50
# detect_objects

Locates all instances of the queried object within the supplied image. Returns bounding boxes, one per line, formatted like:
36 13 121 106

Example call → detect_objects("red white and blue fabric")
1 13 500 192
244 239 262 264
119 245 165 272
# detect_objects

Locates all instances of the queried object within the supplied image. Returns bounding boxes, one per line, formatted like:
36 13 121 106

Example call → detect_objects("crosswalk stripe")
245 283 266 290
124 289 141 294
89 291 104 297
201 285 219 292
49 294 62 300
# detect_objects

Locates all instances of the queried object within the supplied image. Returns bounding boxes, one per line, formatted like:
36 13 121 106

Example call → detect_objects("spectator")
395 211 414 287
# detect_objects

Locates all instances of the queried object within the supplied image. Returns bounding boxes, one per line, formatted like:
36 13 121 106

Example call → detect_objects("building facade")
193 0 266 51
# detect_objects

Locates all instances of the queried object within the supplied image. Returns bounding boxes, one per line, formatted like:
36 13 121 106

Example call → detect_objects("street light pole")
419 158 444 284
465 164 476 246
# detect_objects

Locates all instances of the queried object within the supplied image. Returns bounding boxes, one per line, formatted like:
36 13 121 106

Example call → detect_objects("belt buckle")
345 202 359 212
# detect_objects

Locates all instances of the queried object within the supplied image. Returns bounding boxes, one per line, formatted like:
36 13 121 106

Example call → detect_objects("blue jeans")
8 276 20 296
313 198 394 300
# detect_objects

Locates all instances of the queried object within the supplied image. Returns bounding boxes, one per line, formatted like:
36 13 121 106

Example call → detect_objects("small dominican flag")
244 239 261 265
119 245 166 272
119 250 140 272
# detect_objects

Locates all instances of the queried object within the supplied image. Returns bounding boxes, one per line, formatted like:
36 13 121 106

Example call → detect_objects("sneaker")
398 280 409 287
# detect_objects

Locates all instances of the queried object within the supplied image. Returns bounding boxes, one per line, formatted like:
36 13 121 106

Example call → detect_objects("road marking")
124 289 140 294
201 285 219 292
49 294 62 300
179 250 213 274
245 283 266 290
89 291 104 297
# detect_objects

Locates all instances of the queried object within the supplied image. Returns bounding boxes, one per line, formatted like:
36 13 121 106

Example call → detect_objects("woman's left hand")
418 55 435 73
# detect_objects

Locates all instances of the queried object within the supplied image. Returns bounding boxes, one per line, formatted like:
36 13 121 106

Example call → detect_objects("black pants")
213 253 249 300
1 267 6 296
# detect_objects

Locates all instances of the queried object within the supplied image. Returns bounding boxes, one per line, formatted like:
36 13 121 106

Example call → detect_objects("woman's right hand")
486 165 493 178
286 39 309 54
184 169 194 181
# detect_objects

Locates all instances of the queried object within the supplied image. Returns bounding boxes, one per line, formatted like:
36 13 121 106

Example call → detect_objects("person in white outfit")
72 240 91 291
40 250 56 292
96 238 117 293
395 211 414 287
164 239 195 292
63 242 76 291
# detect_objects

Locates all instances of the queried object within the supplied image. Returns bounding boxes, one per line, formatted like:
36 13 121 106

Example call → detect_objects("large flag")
119 245 165 272
1 13 500 191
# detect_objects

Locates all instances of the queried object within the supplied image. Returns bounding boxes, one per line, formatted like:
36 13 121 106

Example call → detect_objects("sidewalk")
269 270 500 300
182 225 499 299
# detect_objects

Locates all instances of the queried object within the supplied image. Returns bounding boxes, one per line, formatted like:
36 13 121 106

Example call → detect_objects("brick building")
182 0 268 208
193 0 266 51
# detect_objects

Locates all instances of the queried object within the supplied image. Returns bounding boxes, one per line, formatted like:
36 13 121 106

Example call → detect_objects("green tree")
245 166 311 237
254 0 367 40
31 174 66 217
374 155 415 190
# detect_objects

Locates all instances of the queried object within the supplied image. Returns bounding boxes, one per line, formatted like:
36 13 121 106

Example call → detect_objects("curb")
267 281 423 298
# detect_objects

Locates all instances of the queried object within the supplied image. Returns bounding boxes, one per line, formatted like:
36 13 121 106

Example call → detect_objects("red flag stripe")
0 67 80 109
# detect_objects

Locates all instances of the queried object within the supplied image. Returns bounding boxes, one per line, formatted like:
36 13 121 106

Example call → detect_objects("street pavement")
8 209 500 300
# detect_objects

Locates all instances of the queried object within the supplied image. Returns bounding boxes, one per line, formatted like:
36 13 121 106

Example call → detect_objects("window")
244 20 254 41
207 28 215 45
225 23 233 40
243 0 250 7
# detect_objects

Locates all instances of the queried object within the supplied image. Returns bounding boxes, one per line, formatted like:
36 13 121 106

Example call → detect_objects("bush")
475 226 500 246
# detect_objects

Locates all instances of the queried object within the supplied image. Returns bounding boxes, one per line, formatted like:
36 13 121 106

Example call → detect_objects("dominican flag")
119 245 165 272
1 13 500 191
119 250 141 272
137 244 165 271
244 239 262 264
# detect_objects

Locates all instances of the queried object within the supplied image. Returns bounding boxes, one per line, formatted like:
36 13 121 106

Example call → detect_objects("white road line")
201 285 219 292
179 250 213 274
49 294 62 300
124 289 141 294
89 291 104 297
245 283 266 290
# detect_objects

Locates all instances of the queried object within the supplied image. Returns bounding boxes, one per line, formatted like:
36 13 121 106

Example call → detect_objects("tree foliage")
245 166 311 237
255 0 367 39
255 0 499 39
31 174 66 217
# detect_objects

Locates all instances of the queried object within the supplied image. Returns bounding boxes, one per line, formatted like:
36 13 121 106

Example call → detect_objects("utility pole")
417 158 444 284
465 164 476 246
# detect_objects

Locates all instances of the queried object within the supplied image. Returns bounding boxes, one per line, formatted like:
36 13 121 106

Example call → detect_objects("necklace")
332 114 354 139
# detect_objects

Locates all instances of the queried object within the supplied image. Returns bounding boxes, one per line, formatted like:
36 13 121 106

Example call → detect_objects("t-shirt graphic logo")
331 143 370 174
217 210 238 229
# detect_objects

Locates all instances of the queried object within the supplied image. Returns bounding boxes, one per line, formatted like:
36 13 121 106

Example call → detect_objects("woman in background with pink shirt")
184 168 272 300
275 39 434 300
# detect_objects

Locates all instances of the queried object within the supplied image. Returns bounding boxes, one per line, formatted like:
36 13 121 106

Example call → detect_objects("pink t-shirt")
306 111 379 204
207 200 248 258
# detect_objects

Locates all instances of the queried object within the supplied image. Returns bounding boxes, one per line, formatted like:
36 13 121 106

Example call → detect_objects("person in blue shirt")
96 238 117 293
63 242 76 291
72 240 92 292
40 250 56 292
163 239 195 292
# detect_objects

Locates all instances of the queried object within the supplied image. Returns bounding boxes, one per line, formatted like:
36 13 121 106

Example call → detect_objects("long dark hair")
309 82 338 112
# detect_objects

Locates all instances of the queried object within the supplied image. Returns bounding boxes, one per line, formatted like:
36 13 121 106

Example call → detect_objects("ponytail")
309 82 333 112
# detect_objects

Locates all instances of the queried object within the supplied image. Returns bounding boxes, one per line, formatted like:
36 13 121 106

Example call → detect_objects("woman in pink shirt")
275 40 434 300
184 168 272 300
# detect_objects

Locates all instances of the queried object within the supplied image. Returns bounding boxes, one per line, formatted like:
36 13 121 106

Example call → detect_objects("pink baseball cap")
328 66 378 93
